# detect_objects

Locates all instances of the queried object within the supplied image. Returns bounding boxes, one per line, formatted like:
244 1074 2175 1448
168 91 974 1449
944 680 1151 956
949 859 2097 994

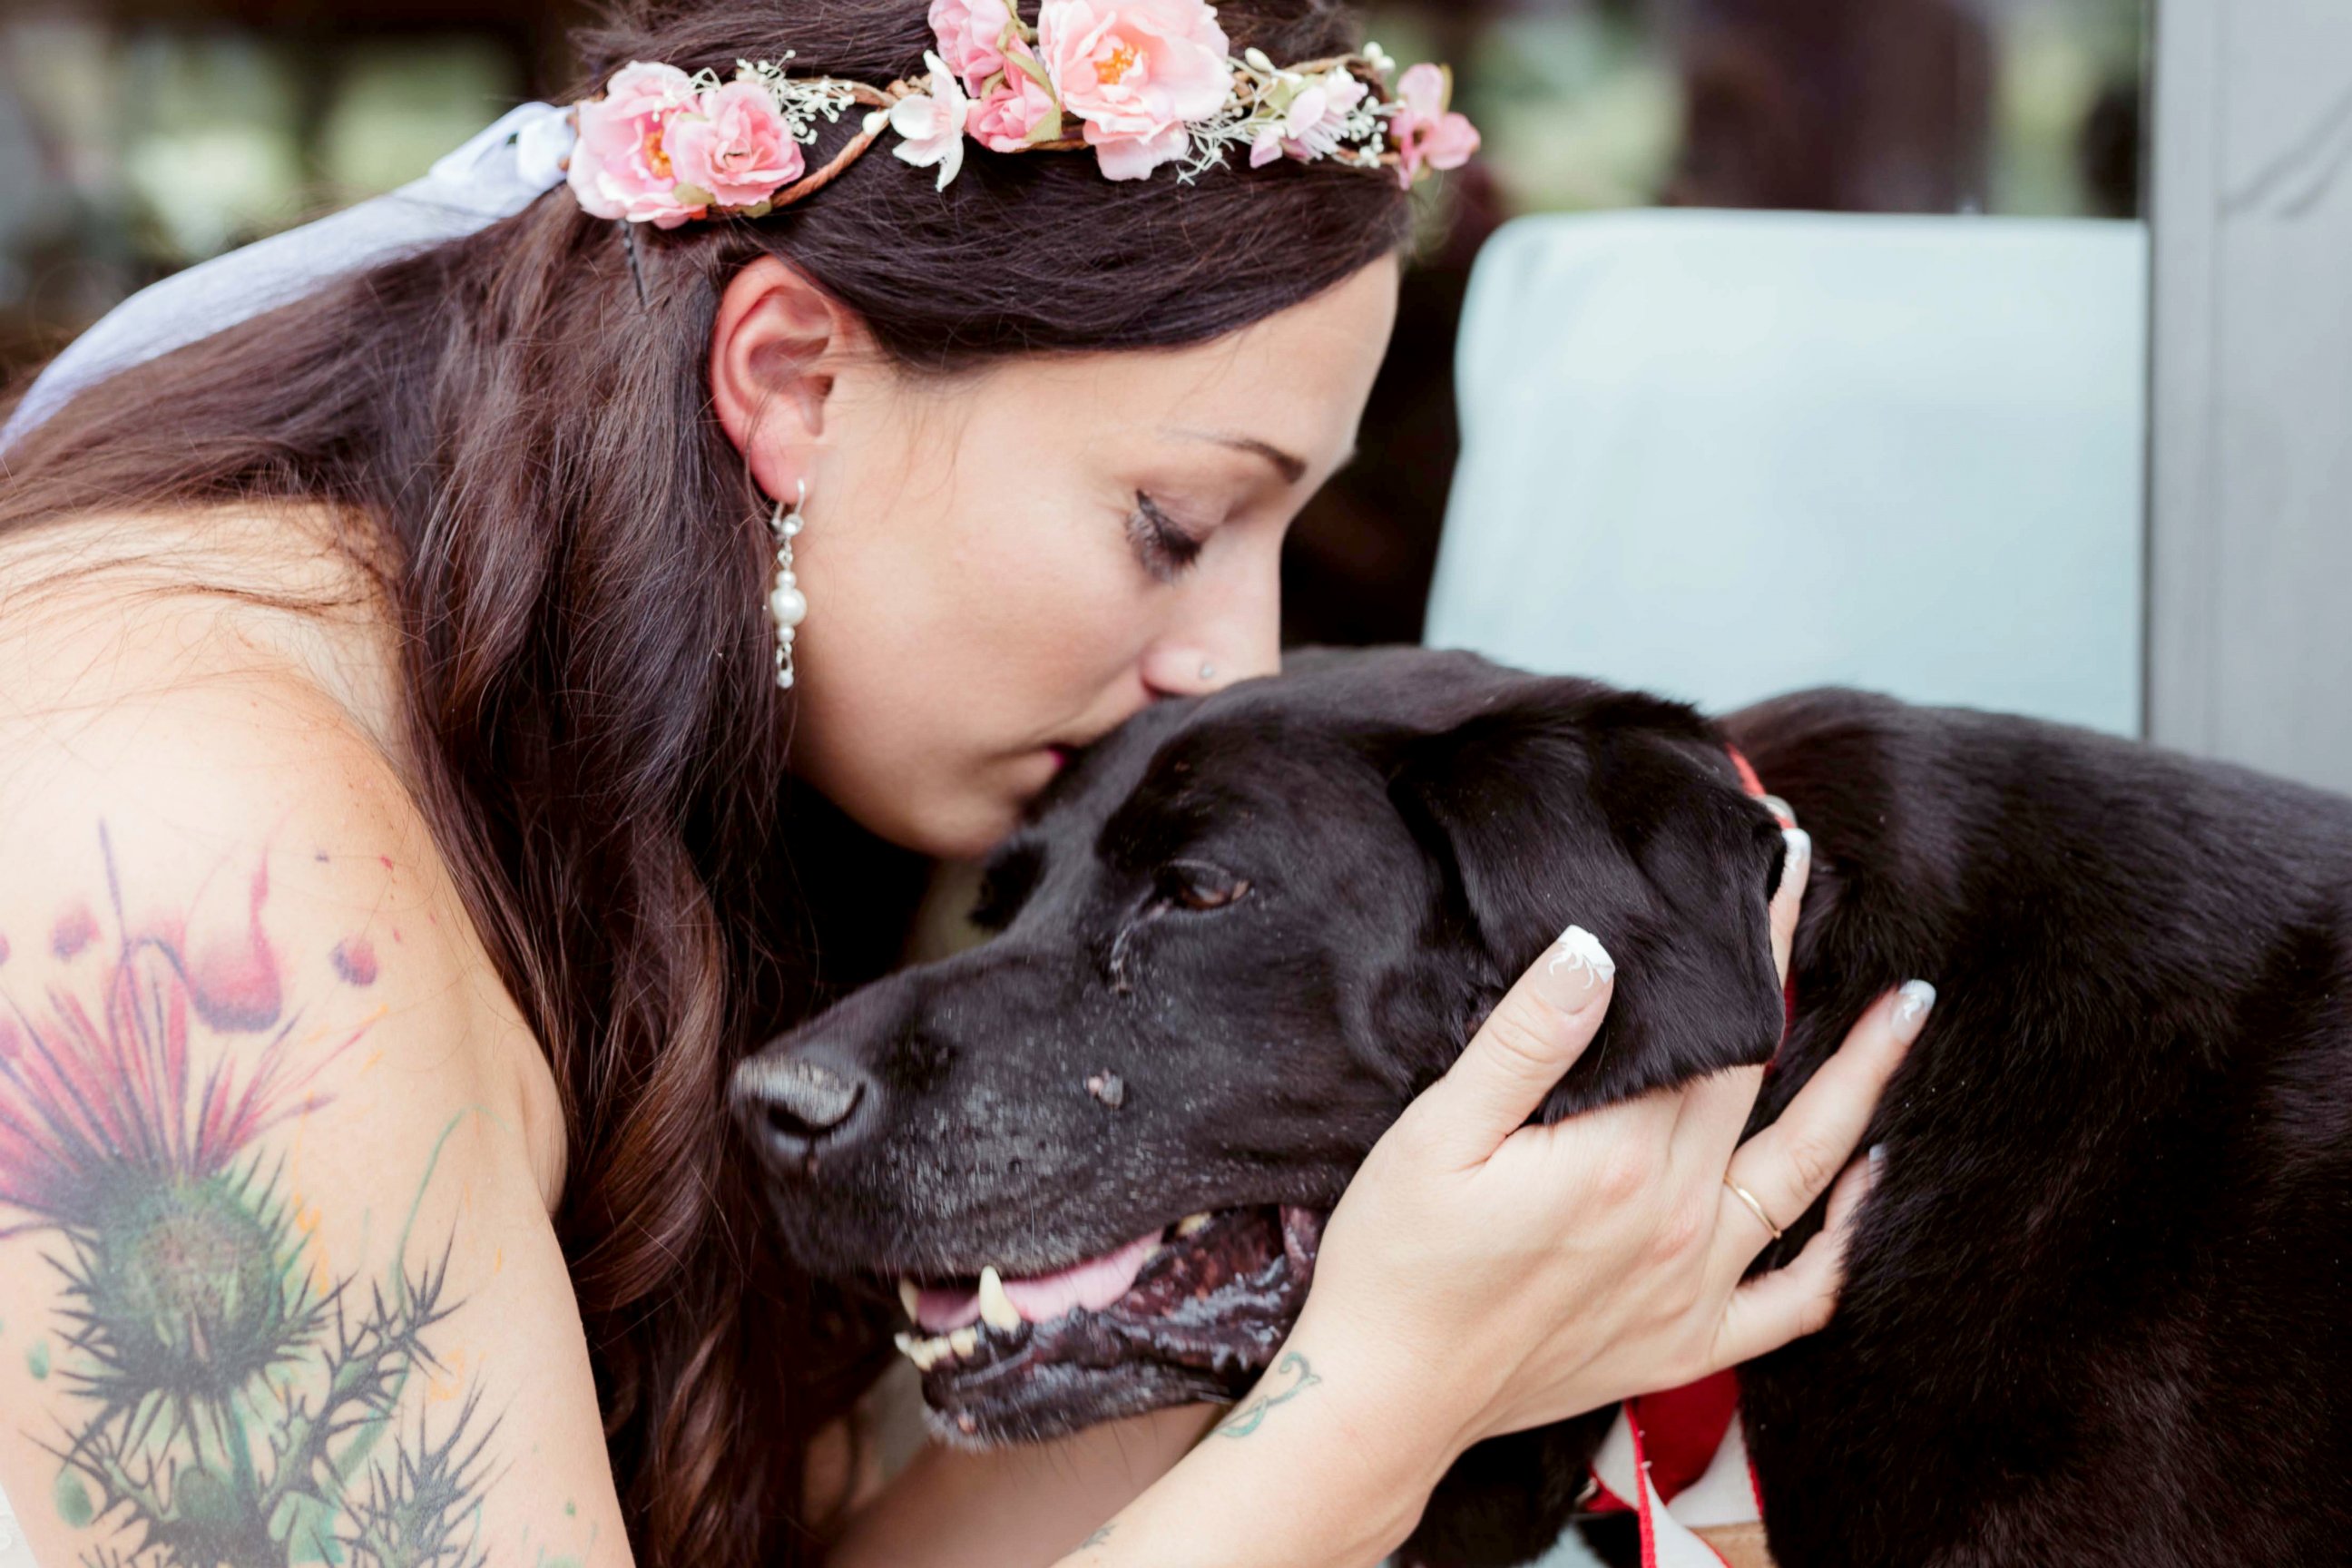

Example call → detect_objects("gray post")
2148 0 2352 796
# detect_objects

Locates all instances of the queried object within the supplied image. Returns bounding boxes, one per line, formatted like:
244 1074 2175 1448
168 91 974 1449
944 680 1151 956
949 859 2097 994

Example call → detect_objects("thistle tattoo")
0 828 497 1566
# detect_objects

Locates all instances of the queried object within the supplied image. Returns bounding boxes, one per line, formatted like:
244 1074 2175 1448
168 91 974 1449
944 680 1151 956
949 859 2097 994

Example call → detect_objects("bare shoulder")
0 527 560 1198
0 542 620 1562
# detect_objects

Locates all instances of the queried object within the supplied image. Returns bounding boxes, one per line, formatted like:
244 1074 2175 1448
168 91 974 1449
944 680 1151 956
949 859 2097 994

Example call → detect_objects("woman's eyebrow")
1165 426 1314 485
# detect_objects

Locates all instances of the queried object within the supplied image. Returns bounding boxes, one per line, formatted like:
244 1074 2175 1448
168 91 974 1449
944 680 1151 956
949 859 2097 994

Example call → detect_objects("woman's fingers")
1414 925 1616 1165
1767 825 1810 986
1710 1148 1877 1367
1719 981 1935 1258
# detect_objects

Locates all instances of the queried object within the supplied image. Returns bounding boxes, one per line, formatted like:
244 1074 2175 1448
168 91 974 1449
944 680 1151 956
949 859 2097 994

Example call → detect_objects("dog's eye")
1161 860 1250 913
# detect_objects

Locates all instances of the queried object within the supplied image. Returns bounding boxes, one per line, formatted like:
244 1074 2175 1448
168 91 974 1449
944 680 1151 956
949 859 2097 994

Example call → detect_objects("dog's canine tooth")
1175 1211 1213 1238
898 1278 922 1323
977 1265 1021 1331
948 1326 979 1358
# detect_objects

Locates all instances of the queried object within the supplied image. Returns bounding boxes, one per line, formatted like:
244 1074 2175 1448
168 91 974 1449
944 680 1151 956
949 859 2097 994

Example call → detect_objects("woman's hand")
1294 825 1926 1462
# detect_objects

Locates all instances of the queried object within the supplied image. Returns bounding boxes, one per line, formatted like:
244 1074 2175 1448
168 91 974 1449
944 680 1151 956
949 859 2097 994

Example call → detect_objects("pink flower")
930 0 1020 90
567 61 710 229
1391 62 1479 189
891 53 973 190
968 43 1063 152
667 79 805 210
1038 0 1232 181
1248 70 1369 167
0 865 364 1236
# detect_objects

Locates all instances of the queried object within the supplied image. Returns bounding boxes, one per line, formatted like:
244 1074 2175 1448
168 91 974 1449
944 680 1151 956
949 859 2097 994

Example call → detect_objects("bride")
0 0 1924 1563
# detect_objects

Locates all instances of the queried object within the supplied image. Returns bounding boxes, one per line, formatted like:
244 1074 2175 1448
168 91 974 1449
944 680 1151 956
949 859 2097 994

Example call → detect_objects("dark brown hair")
0 1 1410 1561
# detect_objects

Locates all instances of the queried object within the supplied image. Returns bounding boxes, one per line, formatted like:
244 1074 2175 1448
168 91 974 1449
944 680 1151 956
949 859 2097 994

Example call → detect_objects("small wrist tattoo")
1216 1350 1323 1439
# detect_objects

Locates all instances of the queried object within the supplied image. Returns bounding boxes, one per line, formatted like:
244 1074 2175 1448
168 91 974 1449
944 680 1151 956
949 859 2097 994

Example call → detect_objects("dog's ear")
1389 685 1788 1120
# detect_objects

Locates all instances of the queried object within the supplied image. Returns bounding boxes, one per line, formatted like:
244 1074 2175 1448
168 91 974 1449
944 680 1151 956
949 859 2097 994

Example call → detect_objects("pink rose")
567 61 709 228
968 43 1062 152
1037 0 1231 181
930 0 1019 90
667 79 805 209
1391 62 1479 189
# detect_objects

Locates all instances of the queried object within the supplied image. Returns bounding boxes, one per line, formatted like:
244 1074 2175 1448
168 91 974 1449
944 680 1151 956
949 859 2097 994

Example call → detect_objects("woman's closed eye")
1127 491 1205 583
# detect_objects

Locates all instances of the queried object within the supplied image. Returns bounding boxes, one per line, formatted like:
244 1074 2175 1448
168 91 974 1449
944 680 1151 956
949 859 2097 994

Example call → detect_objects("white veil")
1 100 576 452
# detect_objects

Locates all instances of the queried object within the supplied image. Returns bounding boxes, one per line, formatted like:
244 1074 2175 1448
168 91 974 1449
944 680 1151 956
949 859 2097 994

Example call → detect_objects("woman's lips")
1046 744 1077 773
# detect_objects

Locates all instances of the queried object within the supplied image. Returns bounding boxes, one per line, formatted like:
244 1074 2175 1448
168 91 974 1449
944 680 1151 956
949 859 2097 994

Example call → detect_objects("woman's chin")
903 777 1051 861
811 750 1063 861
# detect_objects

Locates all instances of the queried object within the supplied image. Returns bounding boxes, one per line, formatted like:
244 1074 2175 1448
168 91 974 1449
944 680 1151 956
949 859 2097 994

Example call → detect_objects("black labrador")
734 648 2352 1567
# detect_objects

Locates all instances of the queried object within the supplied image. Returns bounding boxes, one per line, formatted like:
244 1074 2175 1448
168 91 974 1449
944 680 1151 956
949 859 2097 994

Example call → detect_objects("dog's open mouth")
884 1205 1326 1442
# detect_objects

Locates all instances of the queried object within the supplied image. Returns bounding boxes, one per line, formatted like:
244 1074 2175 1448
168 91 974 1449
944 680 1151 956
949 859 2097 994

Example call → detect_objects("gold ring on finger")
1724 1176 1784 1240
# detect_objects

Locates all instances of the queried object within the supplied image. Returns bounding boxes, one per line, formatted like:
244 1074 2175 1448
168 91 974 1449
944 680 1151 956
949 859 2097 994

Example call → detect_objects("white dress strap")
0 1475 41 1568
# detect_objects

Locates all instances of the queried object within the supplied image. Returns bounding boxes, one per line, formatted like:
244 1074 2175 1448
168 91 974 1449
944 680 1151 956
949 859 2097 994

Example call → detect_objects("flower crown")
566 0 1478 229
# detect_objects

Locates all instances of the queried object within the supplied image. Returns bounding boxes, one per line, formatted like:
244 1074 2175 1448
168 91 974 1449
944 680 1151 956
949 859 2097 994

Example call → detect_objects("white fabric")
1 101 576 450
1656 1408 1760 1530
0 1475 34 1568
1426 211 2150 739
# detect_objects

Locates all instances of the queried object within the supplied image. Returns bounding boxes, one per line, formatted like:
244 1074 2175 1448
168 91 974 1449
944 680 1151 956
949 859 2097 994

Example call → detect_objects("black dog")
735 648 2352 1566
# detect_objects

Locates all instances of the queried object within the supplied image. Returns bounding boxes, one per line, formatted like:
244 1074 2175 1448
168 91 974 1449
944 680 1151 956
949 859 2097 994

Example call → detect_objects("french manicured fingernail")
1760 794 1797 828
1890 979 1936 1041
1539 925 1615 1008
1781 827 1811 882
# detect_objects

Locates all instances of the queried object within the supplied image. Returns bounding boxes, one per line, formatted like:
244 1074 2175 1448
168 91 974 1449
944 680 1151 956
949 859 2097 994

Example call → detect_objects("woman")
0 0 1926 1563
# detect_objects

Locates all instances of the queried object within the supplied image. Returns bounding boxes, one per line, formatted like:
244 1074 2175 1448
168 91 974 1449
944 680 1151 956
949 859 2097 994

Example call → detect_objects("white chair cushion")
1426 210 2149 737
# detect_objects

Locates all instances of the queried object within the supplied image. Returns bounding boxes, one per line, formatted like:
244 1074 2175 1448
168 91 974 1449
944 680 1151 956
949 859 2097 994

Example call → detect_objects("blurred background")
0 0 2145 647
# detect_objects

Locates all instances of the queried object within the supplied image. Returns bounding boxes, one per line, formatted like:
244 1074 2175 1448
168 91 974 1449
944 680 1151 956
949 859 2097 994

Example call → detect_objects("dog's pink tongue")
1003 1230 1162 1322
914 1230 1162 1333
913 1286 983 1333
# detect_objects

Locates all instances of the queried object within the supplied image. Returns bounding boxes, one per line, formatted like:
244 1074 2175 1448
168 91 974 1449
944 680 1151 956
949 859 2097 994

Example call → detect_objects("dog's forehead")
1065 654 1544 814
994 650 1586 881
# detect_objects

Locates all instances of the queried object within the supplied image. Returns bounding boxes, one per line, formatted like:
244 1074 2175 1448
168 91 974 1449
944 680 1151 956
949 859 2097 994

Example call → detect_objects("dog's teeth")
898 1278 922 1323
948 1327 979 1358
977 1266 1022 1331
1175 1212 1213 1238
896 1331 946 1371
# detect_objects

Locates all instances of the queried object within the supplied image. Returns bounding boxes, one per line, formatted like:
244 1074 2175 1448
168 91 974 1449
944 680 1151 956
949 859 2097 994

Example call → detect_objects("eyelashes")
1127 491 1204 583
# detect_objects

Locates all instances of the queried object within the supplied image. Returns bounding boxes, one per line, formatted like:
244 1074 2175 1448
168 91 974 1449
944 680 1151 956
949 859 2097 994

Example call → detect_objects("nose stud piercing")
769 479 808 691
1200 662 1217 682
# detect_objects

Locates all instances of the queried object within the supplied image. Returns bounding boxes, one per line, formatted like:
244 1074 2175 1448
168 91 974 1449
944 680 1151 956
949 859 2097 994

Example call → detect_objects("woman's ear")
710 256 862 500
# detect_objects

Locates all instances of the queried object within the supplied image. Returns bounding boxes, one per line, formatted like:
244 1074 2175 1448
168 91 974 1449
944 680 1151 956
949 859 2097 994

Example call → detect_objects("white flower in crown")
1246 62 1371 168
890 52 973 189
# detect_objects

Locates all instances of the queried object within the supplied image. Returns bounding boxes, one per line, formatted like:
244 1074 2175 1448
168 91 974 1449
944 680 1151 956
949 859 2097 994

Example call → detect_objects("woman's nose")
1142 558 1281 695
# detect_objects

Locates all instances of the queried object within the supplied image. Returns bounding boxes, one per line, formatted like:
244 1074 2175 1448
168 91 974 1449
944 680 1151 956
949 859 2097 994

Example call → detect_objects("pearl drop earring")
767 479 808 691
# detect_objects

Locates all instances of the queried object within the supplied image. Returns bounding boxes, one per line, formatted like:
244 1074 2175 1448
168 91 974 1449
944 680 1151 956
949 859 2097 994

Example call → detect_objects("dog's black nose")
733 1048 877 1168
